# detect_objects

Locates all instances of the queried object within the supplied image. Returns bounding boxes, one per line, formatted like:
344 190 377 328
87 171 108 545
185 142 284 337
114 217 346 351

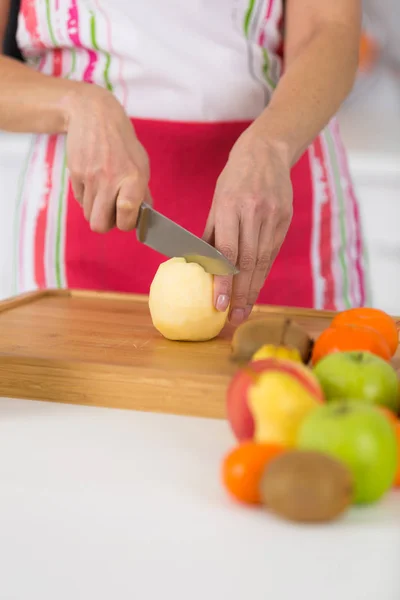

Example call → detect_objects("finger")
116 171 147 231
212 205 239 313
70 177 84 206
82 180 96 222
245 219 276 317
89 185 117 233
229 214 260 326
144 187 154 206
202 204 215 246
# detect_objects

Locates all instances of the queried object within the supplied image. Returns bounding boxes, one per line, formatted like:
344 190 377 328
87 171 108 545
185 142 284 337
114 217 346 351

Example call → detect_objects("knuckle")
267 200 280 217
280 202 293 222
255 253 271 272
119 168 147 196
238 251 256 272
244 193 264 211
117 218 136 232
248 291 260 306
84 169 98 185
71 169 85 183
214 276 232 295
90 212 112 234
218 244 237 264
91 221 110 234
127 165 140 181
116 206 139 231
216 195 232 213
232 292 248 308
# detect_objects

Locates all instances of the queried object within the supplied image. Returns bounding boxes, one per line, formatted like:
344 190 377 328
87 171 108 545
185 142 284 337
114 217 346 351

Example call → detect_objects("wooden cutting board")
0 289 398 419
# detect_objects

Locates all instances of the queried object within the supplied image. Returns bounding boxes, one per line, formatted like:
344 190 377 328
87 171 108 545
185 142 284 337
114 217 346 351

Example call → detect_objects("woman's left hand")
203 127 294 326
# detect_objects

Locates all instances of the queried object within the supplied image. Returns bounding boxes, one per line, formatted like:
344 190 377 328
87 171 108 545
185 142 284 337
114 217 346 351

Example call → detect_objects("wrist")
60 82 115 133
233 116 294 170
246 107 305 168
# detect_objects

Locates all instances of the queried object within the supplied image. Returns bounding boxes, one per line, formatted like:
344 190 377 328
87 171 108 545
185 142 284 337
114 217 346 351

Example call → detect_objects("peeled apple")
149 257 229 341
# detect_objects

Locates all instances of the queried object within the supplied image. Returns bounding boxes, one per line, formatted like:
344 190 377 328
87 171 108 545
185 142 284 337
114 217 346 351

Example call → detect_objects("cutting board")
0 289 398 419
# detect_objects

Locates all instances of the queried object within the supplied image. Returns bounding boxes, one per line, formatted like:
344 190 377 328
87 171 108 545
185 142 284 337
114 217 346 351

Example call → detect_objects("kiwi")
260 450 353 523
231 316 313 364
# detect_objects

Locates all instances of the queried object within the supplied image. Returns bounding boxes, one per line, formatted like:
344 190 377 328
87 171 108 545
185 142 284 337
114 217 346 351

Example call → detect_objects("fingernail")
216 294 229 312
230 308 245 326
244 305 253 319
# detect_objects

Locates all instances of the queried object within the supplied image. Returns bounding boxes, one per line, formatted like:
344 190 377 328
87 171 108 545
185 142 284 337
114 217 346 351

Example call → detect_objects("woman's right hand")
64 85 151 233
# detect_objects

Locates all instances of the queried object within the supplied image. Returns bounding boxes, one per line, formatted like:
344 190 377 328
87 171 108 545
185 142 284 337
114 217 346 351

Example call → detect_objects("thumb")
144 186 154 206
116 172 146 231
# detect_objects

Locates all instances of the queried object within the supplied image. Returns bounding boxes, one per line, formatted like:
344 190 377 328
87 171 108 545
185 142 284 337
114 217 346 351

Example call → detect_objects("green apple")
313 351 399 414
296 400 398 504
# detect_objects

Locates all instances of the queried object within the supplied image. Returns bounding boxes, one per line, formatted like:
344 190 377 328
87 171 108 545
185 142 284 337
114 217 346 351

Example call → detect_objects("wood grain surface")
0 290 398 419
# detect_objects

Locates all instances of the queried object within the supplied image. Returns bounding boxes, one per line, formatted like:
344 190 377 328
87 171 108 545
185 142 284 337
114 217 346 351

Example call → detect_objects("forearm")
0 55 85 134
252 23 360 167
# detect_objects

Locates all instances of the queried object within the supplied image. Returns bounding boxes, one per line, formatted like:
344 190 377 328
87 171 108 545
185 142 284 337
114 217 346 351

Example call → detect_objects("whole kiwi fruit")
231 316 313 365
260 450 354 523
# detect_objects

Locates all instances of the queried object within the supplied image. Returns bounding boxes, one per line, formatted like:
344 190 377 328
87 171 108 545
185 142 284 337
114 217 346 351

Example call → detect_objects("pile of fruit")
221 307 400 523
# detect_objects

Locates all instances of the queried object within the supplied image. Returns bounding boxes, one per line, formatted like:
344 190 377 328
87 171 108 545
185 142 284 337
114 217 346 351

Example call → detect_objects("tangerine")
332 308 398 357
312 323 391 366
221 441 286 504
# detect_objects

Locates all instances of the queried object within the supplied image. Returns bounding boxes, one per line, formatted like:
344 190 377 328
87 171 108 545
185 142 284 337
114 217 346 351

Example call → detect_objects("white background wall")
0 71 399 314
339 66 400 315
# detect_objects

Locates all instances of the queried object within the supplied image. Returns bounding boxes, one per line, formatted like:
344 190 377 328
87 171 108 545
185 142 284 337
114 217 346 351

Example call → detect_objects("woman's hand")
65 85 151 233
203 127 293 326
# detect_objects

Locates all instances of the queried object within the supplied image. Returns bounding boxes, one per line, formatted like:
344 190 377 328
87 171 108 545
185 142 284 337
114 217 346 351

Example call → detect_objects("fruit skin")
221 441 285 504
252 344 302 363
332 307 399 357
311 323 391 365
230 316 313 364
378 409 400 488
313 351 400 414
226 360 273 441
393 422 400 488
297 401 398 504
226 358 324 442
377 406 399 425
247 363 323 447
260 450 353 523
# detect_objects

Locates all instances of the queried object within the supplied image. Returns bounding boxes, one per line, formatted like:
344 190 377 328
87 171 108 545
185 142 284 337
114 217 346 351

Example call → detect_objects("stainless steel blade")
136 203 239 276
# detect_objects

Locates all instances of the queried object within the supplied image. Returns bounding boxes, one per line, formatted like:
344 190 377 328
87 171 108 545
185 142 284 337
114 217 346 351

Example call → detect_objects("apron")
12 0 369 309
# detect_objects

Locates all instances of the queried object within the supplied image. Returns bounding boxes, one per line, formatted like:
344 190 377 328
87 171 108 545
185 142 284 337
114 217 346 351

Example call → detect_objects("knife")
135 203 239 276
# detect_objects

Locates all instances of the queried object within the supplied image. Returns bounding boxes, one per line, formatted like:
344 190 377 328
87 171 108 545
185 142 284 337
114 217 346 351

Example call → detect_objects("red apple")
226 358 324 441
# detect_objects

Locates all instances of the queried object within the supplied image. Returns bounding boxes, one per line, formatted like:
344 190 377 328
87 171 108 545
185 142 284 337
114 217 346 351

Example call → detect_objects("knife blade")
135 203 239 276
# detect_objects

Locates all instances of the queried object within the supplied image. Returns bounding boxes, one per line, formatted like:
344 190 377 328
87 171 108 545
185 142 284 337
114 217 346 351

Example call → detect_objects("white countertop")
0 397 399 600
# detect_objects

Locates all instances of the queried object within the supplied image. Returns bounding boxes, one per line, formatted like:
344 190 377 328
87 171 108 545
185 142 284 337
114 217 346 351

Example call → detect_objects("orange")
221 441 285 504
311 323 392 366
332 308 399 357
